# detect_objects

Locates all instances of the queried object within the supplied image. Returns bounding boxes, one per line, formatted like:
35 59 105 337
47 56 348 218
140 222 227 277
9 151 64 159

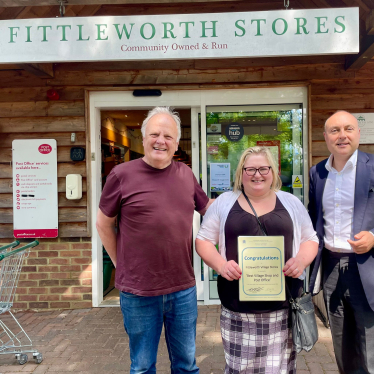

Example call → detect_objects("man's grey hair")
141 107 181 142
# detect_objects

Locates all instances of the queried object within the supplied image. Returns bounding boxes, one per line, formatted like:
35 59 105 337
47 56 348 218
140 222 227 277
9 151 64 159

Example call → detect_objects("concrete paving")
0 306 338 373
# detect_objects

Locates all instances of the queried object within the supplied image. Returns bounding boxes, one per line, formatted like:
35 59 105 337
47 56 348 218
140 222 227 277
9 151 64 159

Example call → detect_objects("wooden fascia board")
0 0 244 6
18 63 54 78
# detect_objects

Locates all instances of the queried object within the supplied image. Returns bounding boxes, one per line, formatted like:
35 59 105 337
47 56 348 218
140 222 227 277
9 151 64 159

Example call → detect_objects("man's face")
324 112 360 161
142 113 179 169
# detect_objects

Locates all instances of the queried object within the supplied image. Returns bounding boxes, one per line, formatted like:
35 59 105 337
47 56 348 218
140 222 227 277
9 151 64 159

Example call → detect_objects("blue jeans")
120 286 199 374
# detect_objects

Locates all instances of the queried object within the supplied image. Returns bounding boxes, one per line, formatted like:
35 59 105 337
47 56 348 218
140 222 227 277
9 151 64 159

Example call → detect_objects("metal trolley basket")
0 240 42 365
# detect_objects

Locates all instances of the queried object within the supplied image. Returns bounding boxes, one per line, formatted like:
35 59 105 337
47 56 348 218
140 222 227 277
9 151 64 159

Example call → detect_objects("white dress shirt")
322 150 357 253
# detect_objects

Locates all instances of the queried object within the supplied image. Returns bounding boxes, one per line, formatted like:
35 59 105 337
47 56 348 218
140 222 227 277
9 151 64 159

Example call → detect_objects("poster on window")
256 140 281 174
352 113 374 144
12 139 58 238
210 163 231 192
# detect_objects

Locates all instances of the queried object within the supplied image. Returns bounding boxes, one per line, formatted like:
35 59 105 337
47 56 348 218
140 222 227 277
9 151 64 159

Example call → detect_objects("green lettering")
334 16 345 33
162 22 176 39
77 25 90 41
315 17 328 34
113 23 134 39
295 17 309 34
272 18 288 35
200 21 218 38
37 25 52 42
96 24 108 40
9 27 20 43
25 26 32 42
140 23 155 40
251 19 266 36
179 22 194 38
235 20 245 37
57 25 71 41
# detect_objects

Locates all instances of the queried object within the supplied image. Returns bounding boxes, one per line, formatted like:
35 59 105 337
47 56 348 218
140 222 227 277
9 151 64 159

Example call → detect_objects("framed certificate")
238 236 285 301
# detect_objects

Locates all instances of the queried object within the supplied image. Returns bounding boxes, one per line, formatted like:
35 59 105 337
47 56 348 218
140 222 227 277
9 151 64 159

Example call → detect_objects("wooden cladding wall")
0 87 89 238
310 77 374 165
1 61 374 238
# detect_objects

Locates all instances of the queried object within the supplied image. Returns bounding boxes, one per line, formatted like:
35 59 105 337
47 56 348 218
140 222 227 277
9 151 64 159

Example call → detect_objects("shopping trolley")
0 240 43 365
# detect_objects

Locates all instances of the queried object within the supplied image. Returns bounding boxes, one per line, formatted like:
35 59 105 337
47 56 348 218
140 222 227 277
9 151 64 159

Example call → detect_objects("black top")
219 197 303 313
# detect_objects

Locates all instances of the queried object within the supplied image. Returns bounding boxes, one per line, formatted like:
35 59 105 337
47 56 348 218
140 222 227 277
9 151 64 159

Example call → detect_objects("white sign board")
352 113 374 144
12 139 58 238
210 163 231 192
0 8 359 63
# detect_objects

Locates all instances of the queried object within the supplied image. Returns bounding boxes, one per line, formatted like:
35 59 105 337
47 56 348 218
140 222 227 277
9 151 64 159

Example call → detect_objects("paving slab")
0 306 337 373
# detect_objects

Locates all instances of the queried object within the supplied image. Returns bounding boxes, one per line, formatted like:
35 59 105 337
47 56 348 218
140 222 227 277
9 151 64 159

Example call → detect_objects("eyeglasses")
243 166 272 176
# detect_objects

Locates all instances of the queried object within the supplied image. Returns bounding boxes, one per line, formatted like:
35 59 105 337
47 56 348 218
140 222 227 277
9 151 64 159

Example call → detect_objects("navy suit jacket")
308 150 374 311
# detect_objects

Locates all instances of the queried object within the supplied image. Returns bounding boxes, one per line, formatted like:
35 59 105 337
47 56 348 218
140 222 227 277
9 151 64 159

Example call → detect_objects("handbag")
242 190 318 353
287 288 318 353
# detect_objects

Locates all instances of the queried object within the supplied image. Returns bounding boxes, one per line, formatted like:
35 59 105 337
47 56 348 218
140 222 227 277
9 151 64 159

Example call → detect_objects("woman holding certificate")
196 146 318 374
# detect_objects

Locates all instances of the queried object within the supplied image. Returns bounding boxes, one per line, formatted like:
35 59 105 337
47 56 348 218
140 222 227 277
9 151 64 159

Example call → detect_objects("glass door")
201 104 305 301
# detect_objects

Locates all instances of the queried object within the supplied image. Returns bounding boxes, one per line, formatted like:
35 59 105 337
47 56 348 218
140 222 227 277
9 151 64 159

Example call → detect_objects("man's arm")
198 198 215 216
96 208 117 267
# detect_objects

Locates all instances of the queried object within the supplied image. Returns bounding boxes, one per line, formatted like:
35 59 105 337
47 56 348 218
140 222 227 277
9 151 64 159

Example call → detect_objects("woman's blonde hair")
233 146 282 192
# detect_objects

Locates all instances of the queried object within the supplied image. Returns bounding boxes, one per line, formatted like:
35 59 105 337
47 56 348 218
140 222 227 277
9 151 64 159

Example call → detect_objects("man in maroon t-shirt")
97 107 211 374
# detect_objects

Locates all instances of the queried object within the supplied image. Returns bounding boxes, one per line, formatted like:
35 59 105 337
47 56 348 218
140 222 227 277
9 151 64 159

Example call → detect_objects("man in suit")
308 110 374 374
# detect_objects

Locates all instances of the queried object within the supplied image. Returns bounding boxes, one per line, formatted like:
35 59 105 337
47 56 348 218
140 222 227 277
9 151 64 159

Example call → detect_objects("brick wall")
0 238 92 310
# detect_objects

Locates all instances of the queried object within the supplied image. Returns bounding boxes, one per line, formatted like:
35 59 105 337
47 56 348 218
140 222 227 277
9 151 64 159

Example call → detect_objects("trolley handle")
0 240 39 261
0 240 20 251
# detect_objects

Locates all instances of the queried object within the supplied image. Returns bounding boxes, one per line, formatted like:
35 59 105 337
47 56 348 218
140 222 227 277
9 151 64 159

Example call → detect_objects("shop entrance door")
89 88 309 307
199 103 308 305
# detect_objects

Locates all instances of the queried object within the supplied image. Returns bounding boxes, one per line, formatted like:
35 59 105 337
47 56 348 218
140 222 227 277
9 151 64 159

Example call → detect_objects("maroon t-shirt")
99 159 209 296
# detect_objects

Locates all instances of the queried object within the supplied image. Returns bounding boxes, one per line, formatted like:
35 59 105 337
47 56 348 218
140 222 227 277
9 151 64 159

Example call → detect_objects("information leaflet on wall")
210 163 231 192
352 113 374 144
12 139 58 238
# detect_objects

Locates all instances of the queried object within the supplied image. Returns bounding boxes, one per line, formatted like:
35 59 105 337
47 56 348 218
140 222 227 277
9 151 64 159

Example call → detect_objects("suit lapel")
316 161 329 236
354 151 370 234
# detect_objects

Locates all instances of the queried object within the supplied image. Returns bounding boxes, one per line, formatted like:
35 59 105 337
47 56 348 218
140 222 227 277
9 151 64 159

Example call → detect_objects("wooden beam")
18 63 54 78
367 10 374 35
345 10 374 71
0 0 266 6
345 35 374 70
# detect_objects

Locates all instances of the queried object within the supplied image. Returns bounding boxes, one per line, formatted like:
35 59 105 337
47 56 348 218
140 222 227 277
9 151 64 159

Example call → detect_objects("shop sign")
210 163 231 192
352 113 374 144
225 122 244 142
207 123 222 134
0 8 359 63
12 139 58 238
208 145 219 155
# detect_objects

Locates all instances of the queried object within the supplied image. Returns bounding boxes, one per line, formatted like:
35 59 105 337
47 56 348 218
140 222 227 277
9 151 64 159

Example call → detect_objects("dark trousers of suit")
323 250 374 374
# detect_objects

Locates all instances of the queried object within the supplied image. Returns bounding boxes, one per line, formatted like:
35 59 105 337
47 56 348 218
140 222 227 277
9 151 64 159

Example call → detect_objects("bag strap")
241 190 295 299
241 190 268 236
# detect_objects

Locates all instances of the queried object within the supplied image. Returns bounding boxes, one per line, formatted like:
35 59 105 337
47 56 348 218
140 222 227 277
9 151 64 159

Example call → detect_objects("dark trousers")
323 250 374 374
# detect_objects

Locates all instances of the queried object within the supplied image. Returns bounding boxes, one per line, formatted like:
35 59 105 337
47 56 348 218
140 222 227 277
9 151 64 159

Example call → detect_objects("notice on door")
12 139 58 238
210 163 231 192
